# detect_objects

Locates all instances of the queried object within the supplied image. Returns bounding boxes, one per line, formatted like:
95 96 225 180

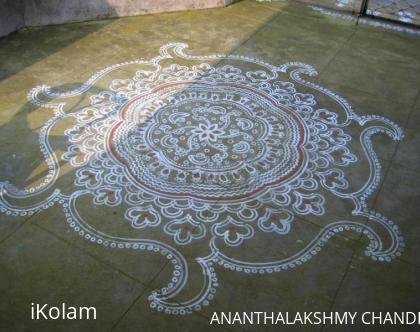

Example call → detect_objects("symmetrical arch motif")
0 43 404 314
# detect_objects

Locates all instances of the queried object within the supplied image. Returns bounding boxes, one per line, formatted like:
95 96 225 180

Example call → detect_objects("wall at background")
0 0 24 38
0 0 234 38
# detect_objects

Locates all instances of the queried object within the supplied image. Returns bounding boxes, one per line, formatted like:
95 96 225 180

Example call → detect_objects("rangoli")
0 43 404 314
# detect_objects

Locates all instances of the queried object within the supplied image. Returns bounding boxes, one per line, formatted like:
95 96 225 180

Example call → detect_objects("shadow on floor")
0 2 117 82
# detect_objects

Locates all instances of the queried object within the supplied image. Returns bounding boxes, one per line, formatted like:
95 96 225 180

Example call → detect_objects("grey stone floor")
291 0 420 25
0 1 419 331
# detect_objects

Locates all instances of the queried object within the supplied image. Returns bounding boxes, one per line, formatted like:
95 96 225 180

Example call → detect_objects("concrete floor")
0 0 420 331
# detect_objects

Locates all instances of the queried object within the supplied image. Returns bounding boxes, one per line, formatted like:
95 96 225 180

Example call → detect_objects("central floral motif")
145 101 270 172
191 120 225 142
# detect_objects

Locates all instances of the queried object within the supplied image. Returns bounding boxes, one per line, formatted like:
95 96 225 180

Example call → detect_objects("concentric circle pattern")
110 82 307 200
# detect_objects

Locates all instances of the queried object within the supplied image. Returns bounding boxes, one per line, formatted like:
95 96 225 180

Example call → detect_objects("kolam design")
0 43 404 314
